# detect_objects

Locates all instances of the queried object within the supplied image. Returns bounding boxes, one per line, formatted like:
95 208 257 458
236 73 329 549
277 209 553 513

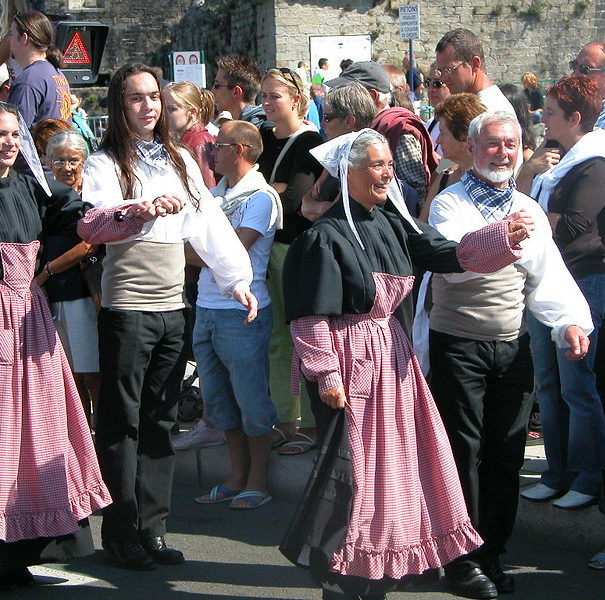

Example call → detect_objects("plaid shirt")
135 137 169 169
462 169 515 223
394 133 428 200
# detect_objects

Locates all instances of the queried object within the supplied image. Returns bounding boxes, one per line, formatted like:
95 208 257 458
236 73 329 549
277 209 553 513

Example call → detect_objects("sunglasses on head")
268 67 302 96
425 78 445 89
13 11 28 33
569 60 605 75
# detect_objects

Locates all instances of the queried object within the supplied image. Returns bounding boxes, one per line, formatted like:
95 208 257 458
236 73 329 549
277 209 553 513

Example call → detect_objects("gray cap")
325 61 391 94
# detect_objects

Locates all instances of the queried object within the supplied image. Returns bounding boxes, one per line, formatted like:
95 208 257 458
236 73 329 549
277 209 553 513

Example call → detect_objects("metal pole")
408 39 415 101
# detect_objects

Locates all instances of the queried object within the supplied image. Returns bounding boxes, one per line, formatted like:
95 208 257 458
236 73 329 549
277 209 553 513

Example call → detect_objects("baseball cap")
325 61 391 93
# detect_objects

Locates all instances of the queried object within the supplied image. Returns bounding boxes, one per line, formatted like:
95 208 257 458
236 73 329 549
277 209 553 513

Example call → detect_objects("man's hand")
233 288 258 324
152 194 186 216
564 325 590 360
319 386 347 409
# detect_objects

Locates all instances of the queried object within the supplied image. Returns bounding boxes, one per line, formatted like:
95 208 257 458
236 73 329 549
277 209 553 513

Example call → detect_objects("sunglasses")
569 60 605 75
13 11 28 34
425 78 445 89
213 142 252 149
268 67 302 96
322 112 347 123
433 62 466 79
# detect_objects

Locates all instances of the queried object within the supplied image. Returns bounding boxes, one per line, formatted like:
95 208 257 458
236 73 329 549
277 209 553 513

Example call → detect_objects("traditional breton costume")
0 170 111 581
279 130 523 598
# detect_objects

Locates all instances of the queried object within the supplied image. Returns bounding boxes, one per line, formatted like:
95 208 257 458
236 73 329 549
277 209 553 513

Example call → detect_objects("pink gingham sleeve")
77 205 146 244
456 220 522 274
291 315 343 394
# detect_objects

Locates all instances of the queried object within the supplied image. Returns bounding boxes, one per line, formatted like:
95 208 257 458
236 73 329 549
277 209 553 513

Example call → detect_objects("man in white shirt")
435 29 516 116
191 120 280 509
79 63 256 571
426 111 592 599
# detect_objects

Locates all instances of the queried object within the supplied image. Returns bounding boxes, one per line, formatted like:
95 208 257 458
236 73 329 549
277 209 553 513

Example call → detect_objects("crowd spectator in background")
312 57 329 84
193 120 280 509
499 83 538 161
402 52 423 99
326 61 438 204
382 63 414 111
521 76 605 510
31 117 72 169
294 59 311 89
521 72 544 124
258 67 323 454
212 55 265 126
338 58 353 74
424 62 451 155
163 81 217 188
34 130 100 426
7 11 70 128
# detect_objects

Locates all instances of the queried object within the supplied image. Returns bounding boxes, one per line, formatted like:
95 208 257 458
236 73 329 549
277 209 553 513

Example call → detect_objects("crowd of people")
0 5 603 599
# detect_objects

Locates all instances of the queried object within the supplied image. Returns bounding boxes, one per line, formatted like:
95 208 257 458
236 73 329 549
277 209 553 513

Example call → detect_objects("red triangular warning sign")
63 32 90 64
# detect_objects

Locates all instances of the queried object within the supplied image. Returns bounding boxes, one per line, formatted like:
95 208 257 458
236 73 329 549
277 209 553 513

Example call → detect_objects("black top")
257 127 323 244
524 87 544 112
283 198 464 333
0 170 84 280
548 156 605 279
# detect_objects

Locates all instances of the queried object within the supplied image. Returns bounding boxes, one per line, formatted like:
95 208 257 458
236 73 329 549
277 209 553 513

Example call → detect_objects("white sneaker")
552 490 597 510
173 422 225 451
520 483 561 501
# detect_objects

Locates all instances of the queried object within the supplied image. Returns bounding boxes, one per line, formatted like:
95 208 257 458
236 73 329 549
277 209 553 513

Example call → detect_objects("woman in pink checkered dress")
279 130 532 600
0 102 111 588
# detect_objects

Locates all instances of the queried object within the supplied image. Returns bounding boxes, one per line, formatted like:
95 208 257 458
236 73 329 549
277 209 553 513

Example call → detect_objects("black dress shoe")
103 540 155 571
141 536 184 565
448 567 498 599
482 559 515 593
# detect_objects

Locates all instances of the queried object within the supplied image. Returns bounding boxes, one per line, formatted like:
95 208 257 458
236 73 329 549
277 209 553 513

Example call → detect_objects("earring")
292 104 296 111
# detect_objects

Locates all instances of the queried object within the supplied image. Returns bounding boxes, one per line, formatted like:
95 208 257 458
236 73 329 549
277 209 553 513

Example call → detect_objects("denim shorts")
192 305 276 437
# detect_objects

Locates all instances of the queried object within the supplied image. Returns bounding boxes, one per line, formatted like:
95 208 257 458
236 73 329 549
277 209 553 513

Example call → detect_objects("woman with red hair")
522 76 605 510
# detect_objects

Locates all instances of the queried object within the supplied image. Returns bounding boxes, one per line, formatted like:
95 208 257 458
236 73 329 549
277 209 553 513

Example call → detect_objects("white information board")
309 35 372 82
399 5 420 40
173 51 206 88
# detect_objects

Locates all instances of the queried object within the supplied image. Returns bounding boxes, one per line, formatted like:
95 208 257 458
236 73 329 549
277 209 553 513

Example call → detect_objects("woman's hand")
319 386 347 409
506 209 534 247
152 194 186 216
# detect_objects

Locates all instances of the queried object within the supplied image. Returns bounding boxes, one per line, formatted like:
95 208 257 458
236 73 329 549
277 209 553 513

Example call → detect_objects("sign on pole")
173 51 206 88
399 4 420 40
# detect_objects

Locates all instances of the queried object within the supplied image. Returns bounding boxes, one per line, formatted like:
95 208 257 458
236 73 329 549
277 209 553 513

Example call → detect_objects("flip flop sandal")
194 485 241 504
588 551 605 570
270 426 288 449
229 490 272 510
278 432 317 455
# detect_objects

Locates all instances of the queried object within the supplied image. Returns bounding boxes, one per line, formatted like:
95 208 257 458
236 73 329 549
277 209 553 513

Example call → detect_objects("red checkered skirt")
0 242 111 543
328 272 482 579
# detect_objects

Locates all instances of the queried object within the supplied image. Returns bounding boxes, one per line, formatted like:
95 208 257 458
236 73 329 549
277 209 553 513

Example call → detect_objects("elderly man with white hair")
426 111 593 599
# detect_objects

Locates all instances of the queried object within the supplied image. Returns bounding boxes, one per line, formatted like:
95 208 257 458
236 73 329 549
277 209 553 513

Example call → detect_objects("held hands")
233 288 258 324
319 386 347 409
506 209 535 248
126 195 186 221
564 325 590 361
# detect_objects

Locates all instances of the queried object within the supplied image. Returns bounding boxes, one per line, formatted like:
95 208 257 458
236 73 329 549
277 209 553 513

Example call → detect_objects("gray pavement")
14 438 605 600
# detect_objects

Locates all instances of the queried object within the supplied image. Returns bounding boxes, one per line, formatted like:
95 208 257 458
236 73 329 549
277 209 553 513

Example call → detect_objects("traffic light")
55 22 108 86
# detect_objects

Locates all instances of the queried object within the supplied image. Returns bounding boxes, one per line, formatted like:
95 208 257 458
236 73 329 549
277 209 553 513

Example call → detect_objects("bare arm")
35 241 98 286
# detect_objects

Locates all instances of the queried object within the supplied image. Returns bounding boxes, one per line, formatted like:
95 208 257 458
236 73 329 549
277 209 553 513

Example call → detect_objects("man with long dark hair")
79 63 256 570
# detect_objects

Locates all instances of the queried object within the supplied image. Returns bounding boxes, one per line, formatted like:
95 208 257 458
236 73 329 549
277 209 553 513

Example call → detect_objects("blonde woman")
257 68 323 454
163 81 217 188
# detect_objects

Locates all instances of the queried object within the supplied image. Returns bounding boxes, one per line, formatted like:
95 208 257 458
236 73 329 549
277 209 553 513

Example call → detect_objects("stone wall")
43 0 605 85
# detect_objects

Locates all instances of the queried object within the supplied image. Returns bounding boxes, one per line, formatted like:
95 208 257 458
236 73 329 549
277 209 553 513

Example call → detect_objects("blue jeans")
192 305 276 437
527 272 605 495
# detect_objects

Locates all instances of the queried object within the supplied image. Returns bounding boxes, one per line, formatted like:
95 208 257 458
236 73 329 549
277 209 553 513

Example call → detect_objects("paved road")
16 473 605 600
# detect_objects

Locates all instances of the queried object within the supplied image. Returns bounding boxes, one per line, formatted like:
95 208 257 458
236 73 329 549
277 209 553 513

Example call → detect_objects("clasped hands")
126 194 186 221
506 209 534 248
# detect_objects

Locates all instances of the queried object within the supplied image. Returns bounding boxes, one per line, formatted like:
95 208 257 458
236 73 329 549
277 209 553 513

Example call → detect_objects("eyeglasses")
268 67 302 96
214 142 252 149
434 62 466 79
51 158 82 168
322 112 347 123
425 78 445 89
569 60 605 75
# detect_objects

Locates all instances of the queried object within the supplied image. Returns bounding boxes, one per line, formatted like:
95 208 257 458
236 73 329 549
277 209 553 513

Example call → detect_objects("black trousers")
96 308 186 543
429 330 533 561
